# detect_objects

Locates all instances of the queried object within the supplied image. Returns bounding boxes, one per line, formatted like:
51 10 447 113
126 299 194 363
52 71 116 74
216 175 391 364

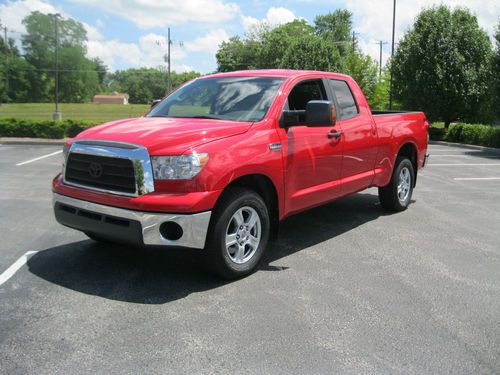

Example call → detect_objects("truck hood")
75 117 253 154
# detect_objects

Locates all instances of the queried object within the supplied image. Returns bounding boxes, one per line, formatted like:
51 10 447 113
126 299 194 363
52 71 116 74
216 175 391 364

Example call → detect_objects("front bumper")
53 193 211 249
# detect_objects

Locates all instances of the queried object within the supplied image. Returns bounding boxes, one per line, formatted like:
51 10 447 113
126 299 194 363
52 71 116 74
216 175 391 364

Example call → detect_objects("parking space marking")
0 251 38 287
16 150 62 166
429 163 500 166
454 177 500 181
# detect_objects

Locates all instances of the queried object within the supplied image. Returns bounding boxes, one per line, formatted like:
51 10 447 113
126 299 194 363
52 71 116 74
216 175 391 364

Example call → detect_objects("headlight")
151 152 209 180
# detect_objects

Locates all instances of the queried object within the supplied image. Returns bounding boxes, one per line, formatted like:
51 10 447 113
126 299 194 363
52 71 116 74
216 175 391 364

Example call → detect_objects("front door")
278 79 344 216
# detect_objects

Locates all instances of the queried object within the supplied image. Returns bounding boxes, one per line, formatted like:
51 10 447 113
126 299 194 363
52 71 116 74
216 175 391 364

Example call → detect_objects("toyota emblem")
88 162 103 178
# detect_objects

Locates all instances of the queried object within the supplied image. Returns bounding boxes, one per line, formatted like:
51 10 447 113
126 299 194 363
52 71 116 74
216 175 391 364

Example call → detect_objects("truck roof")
206 69 352 80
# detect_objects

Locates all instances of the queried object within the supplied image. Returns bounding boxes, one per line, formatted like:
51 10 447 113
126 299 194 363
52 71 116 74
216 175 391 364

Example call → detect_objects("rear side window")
329 80 358 120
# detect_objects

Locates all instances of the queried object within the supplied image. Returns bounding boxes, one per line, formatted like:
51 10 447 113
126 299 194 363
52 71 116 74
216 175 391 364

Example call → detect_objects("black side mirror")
151 99 162 109
305 100 336 127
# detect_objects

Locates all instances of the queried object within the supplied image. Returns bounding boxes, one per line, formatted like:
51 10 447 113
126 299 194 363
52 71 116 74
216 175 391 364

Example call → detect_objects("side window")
330 80 358 120
287 80 326 111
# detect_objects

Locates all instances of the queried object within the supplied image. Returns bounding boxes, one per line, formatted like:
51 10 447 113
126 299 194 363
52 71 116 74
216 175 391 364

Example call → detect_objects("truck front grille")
65 153 136 194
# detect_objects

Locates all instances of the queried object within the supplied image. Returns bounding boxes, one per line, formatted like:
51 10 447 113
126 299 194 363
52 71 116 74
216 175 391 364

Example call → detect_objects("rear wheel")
378 157 414 212
206 187 270 279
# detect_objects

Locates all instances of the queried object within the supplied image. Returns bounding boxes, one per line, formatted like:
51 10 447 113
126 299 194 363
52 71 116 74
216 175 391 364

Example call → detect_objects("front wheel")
378 157 414 212
206 187 270 279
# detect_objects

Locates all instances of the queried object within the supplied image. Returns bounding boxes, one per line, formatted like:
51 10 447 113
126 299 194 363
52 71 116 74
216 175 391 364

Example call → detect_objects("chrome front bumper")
53 193 212 249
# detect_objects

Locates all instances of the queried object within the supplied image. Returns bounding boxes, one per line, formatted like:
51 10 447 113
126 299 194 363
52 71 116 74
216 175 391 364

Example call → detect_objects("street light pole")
389 0 396 110
53 13 62 121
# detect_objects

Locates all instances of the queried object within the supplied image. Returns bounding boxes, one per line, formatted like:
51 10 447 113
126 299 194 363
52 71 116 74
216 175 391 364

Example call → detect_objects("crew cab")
52 70 430 278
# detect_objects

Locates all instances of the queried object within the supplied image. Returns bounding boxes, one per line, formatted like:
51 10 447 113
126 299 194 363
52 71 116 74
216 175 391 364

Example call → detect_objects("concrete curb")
0 137 68 146
429 140 500 153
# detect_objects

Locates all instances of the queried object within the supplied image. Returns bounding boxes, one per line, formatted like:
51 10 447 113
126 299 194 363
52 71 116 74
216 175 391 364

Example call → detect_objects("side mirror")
151 99 162 109
305 100 336 127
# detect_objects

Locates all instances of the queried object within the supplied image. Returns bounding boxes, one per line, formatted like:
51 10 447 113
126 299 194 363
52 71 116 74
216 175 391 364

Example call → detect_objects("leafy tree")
21 11 99 102
314 10 353 57
493 21 500 119
216 36 261 72
342 52 378 104
106 68 200 104
392 6 493 127
0 37 35 103
259 20 314 68
92 57 108 86
280 34 343 71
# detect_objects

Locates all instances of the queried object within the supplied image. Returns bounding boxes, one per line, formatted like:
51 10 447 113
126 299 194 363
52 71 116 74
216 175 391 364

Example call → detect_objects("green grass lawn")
0 103 151 123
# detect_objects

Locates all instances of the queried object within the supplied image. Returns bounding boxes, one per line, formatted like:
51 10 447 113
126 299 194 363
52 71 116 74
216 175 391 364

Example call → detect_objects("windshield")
147 76 285 122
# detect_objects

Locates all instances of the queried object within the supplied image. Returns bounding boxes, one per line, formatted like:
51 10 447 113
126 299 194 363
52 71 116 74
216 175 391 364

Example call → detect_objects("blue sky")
1 0 498 73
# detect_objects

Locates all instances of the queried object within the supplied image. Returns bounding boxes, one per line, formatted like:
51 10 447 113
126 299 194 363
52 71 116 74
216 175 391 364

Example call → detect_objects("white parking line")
454 177 500 181
429 163 500 166
16 150 62 166
0 251 38 287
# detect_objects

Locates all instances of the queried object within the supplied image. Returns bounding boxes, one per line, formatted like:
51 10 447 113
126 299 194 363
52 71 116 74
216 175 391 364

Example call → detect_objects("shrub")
444 123 500 148
0 118 98 139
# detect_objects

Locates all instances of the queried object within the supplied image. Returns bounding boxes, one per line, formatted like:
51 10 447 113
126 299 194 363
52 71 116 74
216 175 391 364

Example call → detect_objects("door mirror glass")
305 100 336 127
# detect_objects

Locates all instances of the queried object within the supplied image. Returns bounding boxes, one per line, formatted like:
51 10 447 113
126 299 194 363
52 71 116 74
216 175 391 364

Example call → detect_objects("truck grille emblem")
88 162 103 178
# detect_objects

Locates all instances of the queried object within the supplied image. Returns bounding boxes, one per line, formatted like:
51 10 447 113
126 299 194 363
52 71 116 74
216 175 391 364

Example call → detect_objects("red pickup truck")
53 70 429 278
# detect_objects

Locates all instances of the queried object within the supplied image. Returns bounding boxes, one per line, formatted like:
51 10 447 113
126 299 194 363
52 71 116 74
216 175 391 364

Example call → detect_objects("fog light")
159 221 183 241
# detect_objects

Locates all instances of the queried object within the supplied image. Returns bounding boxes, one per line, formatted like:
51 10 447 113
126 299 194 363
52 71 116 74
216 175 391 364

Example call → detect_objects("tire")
85 232 113 244
378 156 414 212
205 187 270 279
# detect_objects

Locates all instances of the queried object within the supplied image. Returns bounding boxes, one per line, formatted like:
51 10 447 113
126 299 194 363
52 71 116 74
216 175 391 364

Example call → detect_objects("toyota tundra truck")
52 70 430 278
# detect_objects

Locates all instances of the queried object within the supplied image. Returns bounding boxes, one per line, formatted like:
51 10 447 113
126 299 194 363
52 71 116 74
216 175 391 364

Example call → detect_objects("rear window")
329 80 358 120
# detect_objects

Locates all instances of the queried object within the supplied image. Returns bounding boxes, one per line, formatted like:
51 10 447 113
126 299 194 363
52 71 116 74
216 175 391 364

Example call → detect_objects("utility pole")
389 0 396 110
167 27 171 94
377 40 388 78
351 31 357 52
53 13 62 120
1 23 8 102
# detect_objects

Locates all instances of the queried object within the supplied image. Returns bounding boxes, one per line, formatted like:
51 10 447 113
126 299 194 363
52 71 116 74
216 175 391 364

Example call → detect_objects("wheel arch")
214 174 280 240
396 142 418 187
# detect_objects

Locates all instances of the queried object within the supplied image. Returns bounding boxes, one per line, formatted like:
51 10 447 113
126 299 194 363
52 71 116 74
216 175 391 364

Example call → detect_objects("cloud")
184 28 230 54
0 0 58 34
241 6 298 31
347 0 500 65
70 0 240 29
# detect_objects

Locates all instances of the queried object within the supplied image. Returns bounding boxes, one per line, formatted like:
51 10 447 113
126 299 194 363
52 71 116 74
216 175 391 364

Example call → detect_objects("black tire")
85 232 113 244
205 187 270 279
378 157 415 212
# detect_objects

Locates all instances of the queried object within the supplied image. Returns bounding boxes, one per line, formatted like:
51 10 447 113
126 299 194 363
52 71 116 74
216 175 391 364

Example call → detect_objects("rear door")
278 78 344 216
328 79 378 194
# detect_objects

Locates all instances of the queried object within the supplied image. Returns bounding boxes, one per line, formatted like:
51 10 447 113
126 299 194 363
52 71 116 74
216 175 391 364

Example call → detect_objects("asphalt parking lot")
0 141 499 374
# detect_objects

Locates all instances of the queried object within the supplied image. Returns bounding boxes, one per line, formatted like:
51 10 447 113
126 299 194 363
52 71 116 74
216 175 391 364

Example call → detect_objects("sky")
0 0 499 73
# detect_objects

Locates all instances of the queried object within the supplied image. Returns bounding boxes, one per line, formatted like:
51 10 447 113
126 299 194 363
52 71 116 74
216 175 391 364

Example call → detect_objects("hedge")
1 118 499 148
429 122 500 148
0 118 98 139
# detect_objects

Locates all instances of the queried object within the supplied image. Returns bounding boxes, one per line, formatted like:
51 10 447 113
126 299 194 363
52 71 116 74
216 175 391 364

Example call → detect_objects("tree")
259 19 314 68
280 34 343 71
493 21 500 119
106 68 200 104
314 10 353 57
0 37 35 103
392 6 493 127
21 11 100 102
216 36 261 72
342 52 378 104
